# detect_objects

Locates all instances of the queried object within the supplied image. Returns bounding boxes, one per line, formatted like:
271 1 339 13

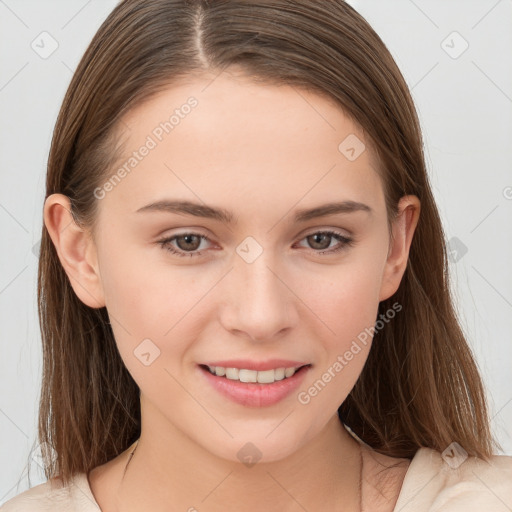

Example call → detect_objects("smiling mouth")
199 364 311 384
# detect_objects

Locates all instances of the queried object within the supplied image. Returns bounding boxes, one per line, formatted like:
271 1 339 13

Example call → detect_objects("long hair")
35 0 498 487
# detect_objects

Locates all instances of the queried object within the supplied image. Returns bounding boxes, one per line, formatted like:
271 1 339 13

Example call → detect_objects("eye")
294 230 354 255
157 230 354 258
158 232 212 258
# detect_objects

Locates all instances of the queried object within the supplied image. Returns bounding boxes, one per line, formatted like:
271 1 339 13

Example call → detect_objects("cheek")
294 264 382 424
292 249 385 405
99 237 206 333
96 244 207 377
296 254 385 346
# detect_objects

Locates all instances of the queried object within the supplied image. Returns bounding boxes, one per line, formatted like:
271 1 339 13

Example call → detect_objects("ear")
379 195 421 302
43 193 105 308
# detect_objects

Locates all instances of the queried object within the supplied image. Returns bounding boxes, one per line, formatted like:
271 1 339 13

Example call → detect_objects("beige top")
2 446 511 511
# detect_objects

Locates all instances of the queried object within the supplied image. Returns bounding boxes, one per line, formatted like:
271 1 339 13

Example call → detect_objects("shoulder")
394 447 512 512
0 473 99 512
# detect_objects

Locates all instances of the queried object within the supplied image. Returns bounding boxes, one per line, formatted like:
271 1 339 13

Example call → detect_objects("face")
51 70 415 464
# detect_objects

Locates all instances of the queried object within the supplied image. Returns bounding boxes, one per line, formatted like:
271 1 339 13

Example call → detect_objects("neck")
112 401 363 512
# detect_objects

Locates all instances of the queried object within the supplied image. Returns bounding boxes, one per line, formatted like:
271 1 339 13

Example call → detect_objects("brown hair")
33 0 498 487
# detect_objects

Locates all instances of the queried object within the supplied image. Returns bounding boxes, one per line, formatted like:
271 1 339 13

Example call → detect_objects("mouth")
197 362 312 407
199 364 311 384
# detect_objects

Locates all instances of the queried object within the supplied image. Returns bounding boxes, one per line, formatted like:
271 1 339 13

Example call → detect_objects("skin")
44 69 420 511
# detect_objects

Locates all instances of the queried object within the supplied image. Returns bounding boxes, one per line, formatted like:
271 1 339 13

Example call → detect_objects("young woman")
2 1 511 511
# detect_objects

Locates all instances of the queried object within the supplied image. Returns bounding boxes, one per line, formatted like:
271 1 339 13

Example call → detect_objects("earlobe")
43 193 105 309
379 195 421 302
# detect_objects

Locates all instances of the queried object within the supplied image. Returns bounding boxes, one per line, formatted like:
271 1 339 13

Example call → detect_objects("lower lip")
199 365 311 407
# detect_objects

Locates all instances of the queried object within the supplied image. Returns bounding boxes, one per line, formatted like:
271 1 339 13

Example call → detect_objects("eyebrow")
136 199 372 224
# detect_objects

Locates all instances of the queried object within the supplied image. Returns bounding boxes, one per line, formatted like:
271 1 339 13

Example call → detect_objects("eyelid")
158 225 352 241
301 225 352 238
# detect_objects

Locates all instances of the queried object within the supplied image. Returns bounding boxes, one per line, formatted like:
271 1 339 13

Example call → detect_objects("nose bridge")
222 238 295 340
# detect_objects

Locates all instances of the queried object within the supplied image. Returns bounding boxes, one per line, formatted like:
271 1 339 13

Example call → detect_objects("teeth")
226 367 239 380
205 365 303 383
256 369 275 384
274 368 285 380
284 367 296 378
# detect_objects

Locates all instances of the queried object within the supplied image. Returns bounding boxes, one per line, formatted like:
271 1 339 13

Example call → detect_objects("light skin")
44 69 420 511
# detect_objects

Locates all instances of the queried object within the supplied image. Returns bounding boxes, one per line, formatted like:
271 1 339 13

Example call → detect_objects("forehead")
101 70 385 219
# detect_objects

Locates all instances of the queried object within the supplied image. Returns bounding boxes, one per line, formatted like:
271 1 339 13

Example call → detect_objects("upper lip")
201 359 310 371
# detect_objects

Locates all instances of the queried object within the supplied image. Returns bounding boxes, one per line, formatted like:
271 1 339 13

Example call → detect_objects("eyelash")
157 230 354 258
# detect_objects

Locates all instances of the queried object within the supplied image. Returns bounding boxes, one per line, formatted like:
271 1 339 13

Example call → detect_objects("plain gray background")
1 0 511 502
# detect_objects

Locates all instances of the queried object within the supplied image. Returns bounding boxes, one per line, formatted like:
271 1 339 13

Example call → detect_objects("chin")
201 422 317 466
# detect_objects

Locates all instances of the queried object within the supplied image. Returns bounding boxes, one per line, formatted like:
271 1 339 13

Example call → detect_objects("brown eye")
158 233 211 257
174 234 202 251
306 233 332 250
296 230 354 255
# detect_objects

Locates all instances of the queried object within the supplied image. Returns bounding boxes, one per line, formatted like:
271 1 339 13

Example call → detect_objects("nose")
219 248 298 342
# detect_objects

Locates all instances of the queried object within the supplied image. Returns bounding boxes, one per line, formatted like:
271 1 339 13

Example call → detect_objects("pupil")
181 235 199 250
311 233 329 249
